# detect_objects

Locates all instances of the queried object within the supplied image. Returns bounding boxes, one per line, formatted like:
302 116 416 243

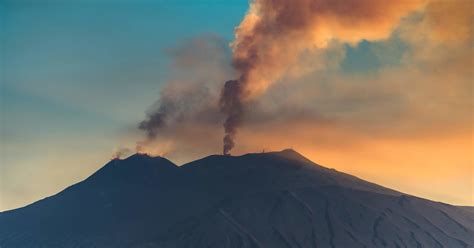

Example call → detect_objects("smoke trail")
219 0 424 154
111 147 133 160
219 80 244 155
137 36 232 155
139 111 167 139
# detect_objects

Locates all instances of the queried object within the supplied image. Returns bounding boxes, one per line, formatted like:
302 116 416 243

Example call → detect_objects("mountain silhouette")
1 149 472 247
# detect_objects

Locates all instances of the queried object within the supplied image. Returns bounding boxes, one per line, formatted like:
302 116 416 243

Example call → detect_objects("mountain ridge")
0 149 472 247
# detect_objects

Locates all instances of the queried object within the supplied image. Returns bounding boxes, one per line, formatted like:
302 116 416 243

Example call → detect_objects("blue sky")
1 0 248 210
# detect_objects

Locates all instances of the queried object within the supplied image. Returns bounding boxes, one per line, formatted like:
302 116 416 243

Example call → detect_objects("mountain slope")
0 149 472 247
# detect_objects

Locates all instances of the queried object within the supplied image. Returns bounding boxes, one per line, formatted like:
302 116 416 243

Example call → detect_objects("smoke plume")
220 80 244 154
137 35 232 156
219 0 424 154
111 147 133 160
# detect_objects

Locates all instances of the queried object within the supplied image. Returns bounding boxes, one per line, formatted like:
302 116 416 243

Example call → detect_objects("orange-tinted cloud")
232 0 425 97
404 0 472 45
399 0 473 64
219 0 426 154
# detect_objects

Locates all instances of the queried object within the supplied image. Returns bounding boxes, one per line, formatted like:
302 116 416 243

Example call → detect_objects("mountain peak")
278 148 298 153
84 153 178 187
122 152 157 161
268 148 304 158
243 148 313 165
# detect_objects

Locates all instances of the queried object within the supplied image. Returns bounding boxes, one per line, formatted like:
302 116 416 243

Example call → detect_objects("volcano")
0 149 472 247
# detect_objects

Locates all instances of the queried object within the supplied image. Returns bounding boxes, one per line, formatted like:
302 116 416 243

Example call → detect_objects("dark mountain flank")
1 150 473 247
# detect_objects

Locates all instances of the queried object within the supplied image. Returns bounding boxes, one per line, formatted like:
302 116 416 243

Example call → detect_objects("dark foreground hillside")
1 149 473 247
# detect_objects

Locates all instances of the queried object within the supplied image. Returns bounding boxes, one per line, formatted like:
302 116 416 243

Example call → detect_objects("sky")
1 0 472 211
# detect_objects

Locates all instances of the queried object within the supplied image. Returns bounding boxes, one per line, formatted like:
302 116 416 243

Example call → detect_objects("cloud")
230 0 425 97
399 0 473 65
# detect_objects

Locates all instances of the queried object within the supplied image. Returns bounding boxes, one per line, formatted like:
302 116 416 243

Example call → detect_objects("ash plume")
219 0 424 154
111 147 133 160
137 35 232 156
219 80 244 155
139 109 167 139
